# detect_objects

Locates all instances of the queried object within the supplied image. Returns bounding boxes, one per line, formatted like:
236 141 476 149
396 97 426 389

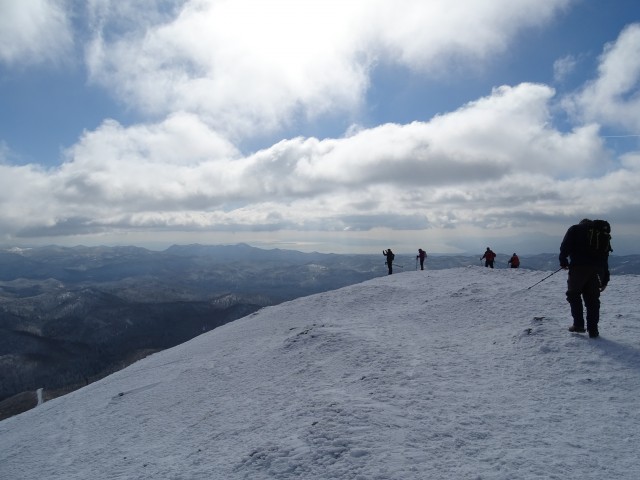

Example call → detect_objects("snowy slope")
1 267 639 480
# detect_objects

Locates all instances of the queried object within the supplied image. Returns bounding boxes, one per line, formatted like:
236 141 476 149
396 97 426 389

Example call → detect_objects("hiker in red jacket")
481 247 496 268
508 253 520 268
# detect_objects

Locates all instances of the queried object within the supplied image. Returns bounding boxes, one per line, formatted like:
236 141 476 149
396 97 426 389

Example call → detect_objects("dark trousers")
387 262 393 275
485 260 494 268
419 258 424 270
566 265 601 333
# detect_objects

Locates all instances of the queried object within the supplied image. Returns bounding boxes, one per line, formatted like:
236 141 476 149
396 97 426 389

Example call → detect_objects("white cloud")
85 0 371 139
83 0 572 140
0 162 57 233
553 55 578 83
3 81 638 245
0 0 74 66
55 112 241 209
565 23 640 132
367 0 571 69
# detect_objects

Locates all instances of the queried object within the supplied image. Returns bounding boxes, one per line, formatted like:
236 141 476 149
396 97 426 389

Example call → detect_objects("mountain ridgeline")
1 243 638 420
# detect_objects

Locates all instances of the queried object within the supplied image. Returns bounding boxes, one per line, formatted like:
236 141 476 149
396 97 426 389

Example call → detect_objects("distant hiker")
481 247 496 268
416 248 427 270
383 249 395 275
559 219 612 338
508 253 520 268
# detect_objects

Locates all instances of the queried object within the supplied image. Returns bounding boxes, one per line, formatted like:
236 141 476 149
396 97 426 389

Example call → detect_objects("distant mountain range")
1 243 638 419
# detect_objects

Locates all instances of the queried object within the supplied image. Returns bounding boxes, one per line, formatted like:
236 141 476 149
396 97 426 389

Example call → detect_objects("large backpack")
586 220 613 256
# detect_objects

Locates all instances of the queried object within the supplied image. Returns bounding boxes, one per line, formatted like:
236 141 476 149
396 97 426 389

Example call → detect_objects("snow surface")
2 266 640 479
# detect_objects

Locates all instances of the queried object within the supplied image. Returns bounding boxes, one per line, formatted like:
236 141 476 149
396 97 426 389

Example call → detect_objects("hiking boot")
568 325 586 333
588 330 599 338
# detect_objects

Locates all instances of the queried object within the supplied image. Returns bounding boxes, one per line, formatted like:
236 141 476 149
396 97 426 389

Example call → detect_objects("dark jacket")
559 222 610 286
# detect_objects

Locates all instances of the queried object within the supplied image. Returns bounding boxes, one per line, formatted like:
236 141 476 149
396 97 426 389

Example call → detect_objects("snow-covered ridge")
1 267 639 479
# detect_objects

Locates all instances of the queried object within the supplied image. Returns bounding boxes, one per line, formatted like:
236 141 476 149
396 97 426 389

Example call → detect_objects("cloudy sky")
1 0 639 254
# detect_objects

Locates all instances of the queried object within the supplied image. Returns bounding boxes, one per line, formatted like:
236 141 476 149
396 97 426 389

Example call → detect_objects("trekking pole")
526 267 563 290
415 258 418 270
393 263 404 269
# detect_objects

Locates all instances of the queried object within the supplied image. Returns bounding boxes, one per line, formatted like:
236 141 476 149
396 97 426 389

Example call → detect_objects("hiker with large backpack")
383 249 395 275
508 253 520 268
559 219 612 338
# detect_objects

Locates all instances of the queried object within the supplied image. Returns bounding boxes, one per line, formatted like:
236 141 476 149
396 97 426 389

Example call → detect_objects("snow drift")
1 267 639 479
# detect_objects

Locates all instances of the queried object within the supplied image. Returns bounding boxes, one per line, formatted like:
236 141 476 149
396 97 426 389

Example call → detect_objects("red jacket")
482 250 496 261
